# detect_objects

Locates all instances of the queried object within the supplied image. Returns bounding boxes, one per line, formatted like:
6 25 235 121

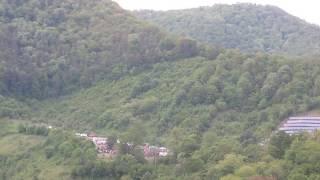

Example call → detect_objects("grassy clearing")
0 119 18 136
0 134 44 155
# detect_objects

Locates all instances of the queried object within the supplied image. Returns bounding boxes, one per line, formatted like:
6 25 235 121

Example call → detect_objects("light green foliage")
0 121 97 180
234 165 256 177
212 154 244 178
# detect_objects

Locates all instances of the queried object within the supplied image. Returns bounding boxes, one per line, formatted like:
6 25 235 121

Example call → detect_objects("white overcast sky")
113 0 320 25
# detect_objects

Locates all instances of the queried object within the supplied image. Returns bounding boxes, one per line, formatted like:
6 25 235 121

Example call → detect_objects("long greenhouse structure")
279 117 320 134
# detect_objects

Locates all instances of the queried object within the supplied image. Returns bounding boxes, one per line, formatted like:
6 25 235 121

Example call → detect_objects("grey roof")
283 123 320 127
289 117 320 120
286 120 320 124
280 127 320 131
284 130 313 134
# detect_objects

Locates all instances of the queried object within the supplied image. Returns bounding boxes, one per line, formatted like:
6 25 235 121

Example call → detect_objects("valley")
1 0 320 179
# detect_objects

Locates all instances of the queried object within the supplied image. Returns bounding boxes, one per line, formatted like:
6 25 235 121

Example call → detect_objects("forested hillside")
134 4 320 56
1 0 320 179
34 52 320 138
32 50 320 179
0 0 208 99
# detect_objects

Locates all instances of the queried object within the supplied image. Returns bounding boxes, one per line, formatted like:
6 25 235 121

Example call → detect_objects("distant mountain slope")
0 0 206 99
134 4 320 56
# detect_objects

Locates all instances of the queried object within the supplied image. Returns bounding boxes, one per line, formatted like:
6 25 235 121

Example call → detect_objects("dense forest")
134 4 320 56
1 0 320 179
0 0 208 99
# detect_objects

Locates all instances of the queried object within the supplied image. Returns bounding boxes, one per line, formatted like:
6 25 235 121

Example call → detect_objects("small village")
65 115 320 159
57 115 320 158
75 132 170 159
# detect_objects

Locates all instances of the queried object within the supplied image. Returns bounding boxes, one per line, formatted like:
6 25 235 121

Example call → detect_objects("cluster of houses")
75 132 169 158
143 144 169 157
75 132 117 154
279 116 320 134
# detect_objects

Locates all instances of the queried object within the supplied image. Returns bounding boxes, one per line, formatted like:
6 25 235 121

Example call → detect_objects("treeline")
134 4 320 56
17 124 49 136
72 155 155 179
0 0 220 99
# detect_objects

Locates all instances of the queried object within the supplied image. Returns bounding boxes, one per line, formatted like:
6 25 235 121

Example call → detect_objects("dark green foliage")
44 146 55 159
18 124 49 136
134 4 320 56
268 131 293 159
0 0 203 99
179 158 204 174
17 124 26 133
107 135 117 150
0 96 29 118
72 161 113 178
176 38 199 58
72 154 154 179
130 76 159 98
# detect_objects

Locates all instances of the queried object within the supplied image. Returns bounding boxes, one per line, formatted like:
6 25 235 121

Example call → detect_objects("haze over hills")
1 0 320 179
134 4 320 56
